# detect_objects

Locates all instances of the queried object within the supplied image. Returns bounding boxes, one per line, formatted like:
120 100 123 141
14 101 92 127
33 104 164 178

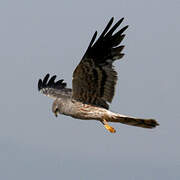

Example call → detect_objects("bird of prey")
38 17 159 133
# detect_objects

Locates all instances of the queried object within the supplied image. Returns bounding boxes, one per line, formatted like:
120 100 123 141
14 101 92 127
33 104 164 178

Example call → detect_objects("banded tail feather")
109 113 159 129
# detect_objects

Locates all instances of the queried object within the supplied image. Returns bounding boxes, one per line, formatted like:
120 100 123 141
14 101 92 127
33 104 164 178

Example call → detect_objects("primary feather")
38 74 72 99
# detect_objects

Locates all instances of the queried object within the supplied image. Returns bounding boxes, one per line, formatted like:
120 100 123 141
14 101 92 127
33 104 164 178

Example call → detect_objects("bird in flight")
38 17 159 133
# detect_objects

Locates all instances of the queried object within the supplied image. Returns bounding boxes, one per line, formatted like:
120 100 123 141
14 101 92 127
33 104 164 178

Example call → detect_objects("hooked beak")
54 112 58 117
54 109 59 117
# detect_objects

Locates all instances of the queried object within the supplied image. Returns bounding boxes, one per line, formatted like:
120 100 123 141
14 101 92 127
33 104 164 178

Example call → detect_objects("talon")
102 119 116 133
104 124 116 133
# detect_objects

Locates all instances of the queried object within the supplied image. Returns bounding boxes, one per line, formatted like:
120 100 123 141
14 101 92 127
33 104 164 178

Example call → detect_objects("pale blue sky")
0 0 180 180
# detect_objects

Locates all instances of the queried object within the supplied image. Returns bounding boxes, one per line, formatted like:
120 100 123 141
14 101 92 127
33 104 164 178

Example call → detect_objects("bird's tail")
108 113 159 129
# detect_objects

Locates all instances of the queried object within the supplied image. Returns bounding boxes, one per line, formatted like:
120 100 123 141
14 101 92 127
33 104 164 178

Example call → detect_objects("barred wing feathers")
72 17 128 109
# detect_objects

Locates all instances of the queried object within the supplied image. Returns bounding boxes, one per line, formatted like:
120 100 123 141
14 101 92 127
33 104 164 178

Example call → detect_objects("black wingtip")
42 74 50 84
110 17 114 22
38 74 67 91
124 25 129 30
38 79 43 91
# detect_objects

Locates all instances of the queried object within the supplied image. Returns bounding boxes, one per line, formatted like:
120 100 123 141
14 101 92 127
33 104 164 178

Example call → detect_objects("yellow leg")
102 119 116 133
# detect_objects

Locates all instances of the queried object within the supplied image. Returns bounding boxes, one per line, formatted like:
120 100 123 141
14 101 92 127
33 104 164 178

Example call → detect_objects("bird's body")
53 98 106 120
38 17 159 133
53 97 158 130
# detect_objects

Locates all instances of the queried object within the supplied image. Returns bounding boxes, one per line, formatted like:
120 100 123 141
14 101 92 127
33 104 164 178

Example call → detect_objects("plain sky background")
0 0 180 179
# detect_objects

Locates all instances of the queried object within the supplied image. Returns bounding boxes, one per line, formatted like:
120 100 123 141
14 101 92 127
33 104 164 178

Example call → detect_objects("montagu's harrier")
38 17 159 133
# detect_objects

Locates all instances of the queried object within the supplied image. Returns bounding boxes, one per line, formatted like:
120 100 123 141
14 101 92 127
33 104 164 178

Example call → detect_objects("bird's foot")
104 124 116 133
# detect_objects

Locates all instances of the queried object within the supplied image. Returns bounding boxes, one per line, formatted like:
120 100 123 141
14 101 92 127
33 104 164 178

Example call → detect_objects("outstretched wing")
38 74 72 99
72 17 128 109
